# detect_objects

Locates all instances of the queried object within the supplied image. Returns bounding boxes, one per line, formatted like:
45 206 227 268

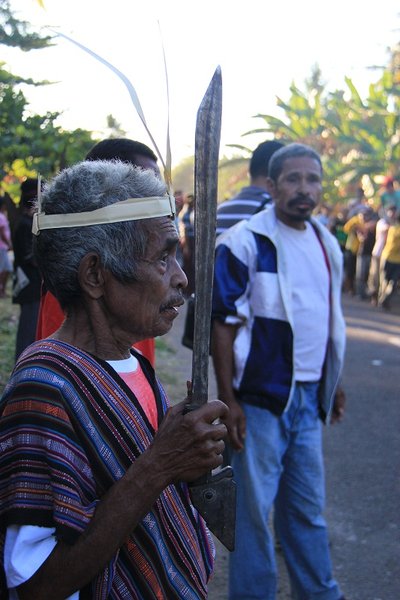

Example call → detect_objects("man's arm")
211 320 246 451
16 399 228 600
343 215 358 234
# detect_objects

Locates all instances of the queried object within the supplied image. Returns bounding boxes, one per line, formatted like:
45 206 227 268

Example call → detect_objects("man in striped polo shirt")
212 143 347 600
216 140 283 236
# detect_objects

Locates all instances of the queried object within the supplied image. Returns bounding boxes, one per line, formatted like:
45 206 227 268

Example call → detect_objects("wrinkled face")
268 156 323 230
105 217 187 341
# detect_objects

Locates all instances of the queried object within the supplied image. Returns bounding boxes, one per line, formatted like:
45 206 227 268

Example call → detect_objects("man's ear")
78 253 105 300
266 177 276 198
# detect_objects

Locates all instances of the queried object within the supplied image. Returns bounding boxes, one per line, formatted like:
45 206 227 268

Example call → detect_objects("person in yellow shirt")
342 214 360 294
343 208 376 296
378 212 400 309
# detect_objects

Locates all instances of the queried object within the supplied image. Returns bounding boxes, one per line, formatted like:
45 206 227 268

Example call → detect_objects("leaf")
344 77 364 106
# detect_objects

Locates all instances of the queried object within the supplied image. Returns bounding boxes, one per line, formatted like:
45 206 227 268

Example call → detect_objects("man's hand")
210 320 245 449
330 387 346 424
16 399 229 600
223 396 246 451
149 399 228 484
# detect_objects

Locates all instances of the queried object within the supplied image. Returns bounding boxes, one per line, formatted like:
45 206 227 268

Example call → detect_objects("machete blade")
188 66 236 551
191 66 221 403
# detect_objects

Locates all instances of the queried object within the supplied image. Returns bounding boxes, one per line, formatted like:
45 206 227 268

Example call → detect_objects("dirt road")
156 293 400 599
156 303 291 599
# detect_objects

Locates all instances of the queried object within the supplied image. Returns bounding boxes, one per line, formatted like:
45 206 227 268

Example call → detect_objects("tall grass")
0 284 19 395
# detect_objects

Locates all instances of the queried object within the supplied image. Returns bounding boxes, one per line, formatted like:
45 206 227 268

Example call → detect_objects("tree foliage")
106 114 127 138
0 0 52 50
171 154 250 203
172 156 194 196
0 0 96 199
243 48 400 205
0 61 96 198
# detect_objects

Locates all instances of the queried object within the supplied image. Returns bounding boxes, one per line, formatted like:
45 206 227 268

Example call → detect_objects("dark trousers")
15 301 40 361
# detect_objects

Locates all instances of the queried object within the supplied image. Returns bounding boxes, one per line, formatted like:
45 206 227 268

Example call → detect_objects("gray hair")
268 143 322 182
34 160 167 309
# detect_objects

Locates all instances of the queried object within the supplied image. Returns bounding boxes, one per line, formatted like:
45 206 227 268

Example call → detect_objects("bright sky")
3 0 400 167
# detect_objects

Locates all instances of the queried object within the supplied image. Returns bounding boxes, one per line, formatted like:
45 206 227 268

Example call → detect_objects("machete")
186 66 236 552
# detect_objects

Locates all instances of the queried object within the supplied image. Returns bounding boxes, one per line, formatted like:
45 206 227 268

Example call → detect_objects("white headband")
32 194 176 236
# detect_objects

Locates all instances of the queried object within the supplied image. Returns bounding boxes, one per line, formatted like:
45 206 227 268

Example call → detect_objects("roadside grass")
155 337 178 385
0 284 18 395
155 336 182 404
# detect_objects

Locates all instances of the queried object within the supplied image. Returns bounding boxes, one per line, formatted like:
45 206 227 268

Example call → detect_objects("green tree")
0 0 51 50
217 154 249 201
172 153 250 203
0 61 96 194
172 156 194 196
244 47 400 205
105 114 127 138
0 0 96 198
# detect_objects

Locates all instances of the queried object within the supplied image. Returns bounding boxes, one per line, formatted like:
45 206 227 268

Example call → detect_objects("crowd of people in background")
315 177 400 311
0 160 399 363
177 173 400 313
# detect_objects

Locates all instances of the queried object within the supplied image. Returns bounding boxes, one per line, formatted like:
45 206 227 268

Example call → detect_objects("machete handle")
183 402 204 415
182 400 210 485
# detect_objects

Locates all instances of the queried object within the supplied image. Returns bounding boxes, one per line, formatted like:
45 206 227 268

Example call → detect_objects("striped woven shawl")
0 340 214 599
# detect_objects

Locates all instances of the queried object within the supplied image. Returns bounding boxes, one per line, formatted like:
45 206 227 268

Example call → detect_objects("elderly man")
35 137 162 366
0 161 228 599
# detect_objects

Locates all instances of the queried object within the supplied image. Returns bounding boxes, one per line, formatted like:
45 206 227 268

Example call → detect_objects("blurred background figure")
173 190 185 267
378 210 400 310
344 205 377 298
12 179 42 360
354 206 377 299
174 189 185 215
179 193 195 297
347 186 368 218
328 206 349 255
378 176 400 217
315 203 332 227
367 204 396 305
0 196 13 297
343 209 361 295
